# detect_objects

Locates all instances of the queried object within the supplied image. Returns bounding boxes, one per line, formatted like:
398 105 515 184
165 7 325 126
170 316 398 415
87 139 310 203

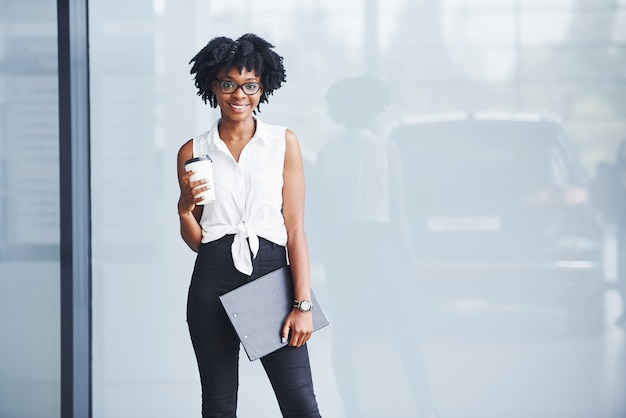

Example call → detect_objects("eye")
221 81 235 89
244 83 257 89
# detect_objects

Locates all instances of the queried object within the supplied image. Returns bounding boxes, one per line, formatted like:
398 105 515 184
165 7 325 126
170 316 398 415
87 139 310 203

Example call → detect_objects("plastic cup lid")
184 154 212 165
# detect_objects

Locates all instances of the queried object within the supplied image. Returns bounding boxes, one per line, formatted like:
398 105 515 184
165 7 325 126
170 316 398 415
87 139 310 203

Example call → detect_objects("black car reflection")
391 113 605 336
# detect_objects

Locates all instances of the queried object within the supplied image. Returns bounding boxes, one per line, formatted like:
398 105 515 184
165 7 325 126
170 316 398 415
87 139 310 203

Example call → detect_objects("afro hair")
189 33 287 111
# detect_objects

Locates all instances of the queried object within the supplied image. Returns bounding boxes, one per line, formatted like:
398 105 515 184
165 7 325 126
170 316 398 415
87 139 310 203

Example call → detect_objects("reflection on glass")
88 1 625 417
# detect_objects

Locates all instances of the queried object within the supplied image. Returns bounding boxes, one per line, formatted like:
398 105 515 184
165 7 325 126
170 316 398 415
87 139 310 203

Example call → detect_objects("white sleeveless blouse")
193 117 287 275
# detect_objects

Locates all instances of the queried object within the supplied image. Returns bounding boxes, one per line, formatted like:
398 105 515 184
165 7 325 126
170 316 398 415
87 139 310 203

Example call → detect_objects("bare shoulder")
178 139 194 164
284 128 302 154
283 129 305 179
285 128 299 144
177 139 194 181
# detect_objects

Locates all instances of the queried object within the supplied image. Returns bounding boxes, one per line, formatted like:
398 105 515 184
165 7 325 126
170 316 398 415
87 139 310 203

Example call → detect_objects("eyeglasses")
216 80 262 95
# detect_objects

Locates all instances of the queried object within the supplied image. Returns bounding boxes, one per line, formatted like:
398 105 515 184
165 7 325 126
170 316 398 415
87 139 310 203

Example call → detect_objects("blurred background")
1 0 626 417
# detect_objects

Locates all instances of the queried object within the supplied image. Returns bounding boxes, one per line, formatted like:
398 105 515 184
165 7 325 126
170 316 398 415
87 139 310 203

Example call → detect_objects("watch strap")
293 299 312 311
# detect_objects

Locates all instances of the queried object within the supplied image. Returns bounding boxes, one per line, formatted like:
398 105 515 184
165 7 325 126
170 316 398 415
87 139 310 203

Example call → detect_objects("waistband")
206 234 282 250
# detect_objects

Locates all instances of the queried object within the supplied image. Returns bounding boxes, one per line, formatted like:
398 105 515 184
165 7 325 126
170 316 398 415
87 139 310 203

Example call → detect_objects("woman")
177 33 321 418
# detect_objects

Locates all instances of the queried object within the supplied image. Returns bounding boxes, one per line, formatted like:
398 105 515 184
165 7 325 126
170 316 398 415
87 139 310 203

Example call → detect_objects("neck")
218 116 256 142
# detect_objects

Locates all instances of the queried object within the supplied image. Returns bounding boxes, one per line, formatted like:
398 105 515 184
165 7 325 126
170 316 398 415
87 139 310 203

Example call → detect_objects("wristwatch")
293 299 312 312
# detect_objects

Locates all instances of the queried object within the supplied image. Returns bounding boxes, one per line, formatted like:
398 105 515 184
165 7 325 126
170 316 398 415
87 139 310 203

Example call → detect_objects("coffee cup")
184 155 216 204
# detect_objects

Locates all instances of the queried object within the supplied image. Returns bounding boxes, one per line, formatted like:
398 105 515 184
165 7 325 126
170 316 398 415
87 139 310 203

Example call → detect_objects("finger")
191 186 209 202
300 332 311 346
281 321 290 344
289 331 300 347
289 336 300 347
181 171 194 185
289 326 302 347
189 178 207 189
291 330 309 347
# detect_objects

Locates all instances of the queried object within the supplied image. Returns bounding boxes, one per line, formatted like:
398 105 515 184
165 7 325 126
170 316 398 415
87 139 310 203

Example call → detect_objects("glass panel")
0 0 60 417
89 1 626 418
89 2 200 417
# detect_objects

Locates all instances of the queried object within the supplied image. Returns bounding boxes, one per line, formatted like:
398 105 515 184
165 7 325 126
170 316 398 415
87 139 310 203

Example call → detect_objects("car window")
392 121 577 197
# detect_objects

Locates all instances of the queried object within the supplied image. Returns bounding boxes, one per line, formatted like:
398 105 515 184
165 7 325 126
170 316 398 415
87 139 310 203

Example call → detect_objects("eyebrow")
220 75 260 82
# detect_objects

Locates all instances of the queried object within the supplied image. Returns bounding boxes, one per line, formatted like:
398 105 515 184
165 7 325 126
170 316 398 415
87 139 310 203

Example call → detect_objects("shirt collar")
208 116 267 150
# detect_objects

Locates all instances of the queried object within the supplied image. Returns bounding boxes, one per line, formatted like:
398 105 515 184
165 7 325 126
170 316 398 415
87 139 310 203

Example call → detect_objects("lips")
229 103 249 112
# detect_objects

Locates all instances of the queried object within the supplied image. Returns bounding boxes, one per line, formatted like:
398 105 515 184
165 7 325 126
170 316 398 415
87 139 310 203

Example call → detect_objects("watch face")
300 300 312 312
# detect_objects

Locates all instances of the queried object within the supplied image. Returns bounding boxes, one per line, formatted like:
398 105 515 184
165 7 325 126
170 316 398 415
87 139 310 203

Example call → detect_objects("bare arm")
280 129 314 347
177 140 207 252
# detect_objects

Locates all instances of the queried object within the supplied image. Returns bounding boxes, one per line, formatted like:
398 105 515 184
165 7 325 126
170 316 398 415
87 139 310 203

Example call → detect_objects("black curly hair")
189 33 287 111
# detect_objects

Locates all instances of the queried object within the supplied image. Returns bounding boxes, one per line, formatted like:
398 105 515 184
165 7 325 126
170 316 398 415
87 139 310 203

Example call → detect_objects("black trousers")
187 234 321 418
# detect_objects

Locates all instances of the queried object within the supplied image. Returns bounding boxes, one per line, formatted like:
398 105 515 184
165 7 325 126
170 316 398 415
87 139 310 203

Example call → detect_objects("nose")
232 85 247 98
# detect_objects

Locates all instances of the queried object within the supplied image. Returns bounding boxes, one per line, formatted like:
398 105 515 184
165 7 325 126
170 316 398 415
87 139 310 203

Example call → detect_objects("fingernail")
281 337 286 344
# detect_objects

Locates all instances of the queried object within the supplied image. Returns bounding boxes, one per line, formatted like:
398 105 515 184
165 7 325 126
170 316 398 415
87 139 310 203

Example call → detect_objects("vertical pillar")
513 0 522 110
57 0 92 416
365 0 378 74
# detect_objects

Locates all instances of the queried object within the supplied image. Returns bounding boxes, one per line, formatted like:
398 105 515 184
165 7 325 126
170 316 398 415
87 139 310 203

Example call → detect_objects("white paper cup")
184 155 216 204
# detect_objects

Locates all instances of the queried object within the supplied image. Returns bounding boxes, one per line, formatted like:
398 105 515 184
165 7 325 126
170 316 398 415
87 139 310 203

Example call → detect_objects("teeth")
230 104 247 110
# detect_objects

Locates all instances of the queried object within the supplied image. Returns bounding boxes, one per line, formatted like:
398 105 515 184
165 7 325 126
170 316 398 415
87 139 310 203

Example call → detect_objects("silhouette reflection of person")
312 75 437 418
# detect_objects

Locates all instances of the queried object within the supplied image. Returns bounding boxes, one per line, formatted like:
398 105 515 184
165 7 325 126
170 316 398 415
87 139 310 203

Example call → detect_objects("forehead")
218 67 260 80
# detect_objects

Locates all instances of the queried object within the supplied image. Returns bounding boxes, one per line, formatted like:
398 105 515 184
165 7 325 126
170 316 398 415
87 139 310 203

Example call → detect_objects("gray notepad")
219 266 330 361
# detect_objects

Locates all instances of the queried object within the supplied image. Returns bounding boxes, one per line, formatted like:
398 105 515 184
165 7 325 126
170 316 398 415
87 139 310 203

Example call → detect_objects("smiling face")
212 67 263 122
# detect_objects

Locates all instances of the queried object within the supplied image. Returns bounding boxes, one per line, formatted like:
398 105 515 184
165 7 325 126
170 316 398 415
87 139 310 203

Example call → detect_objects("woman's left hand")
281 309 313 347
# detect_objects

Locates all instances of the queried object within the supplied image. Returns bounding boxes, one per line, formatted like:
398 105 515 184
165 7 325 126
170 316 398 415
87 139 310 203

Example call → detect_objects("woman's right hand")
178 170 208 215
177 140 205 251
